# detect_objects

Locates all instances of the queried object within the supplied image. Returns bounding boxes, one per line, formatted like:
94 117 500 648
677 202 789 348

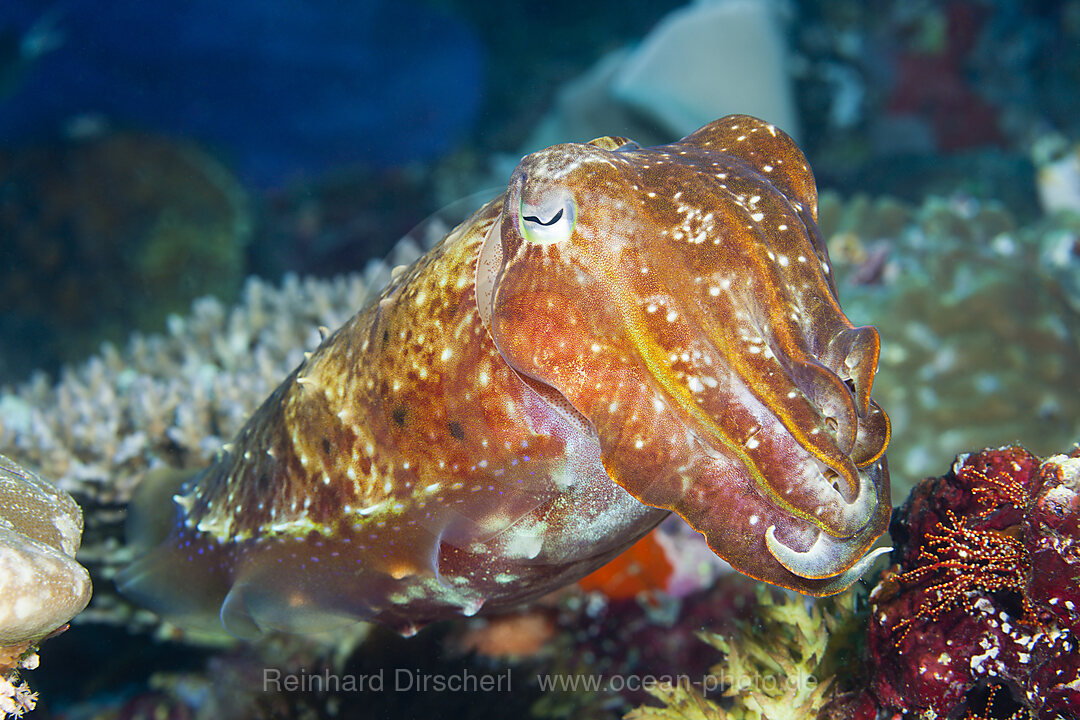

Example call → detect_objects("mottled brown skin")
121 199 664 636
120 115 891 636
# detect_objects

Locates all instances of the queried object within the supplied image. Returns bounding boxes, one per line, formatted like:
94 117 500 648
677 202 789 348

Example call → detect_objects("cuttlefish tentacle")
622 145 876 536
822 325 881 416
683 115 886 471
667 142 869 503
643 260 873 539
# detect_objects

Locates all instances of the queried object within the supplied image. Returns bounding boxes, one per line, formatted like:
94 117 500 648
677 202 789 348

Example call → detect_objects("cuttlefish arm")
484 115 891 595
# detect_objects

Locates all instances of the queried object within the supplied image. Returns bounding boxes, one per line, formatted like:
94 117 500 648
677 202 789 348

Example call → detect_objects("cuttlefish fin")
117 531 236 639
119 466 234 636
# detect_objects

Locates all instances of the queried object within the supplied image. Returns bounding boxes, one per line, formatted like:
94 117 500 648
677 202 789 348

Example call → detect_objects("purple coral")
865 446 1080 717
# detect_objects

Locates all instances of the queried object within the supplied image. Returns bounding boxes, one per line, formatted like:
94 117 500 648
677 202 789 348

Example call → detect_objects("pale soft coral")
0 649 40 719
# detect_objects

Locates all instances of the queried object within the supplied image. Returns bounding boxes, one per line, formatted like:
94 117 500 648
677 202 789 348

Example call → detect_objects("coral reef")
526 576 757 719
577 516 732 601
0 239 426 628
1032 133 1080 216
820 192 1080 498
456 610 558 661
865 446 1080 718
792 0 1080 205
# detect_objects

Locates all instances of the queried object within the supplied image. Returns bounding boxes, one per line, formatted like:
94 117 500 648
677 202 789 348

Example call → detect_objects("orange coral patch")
578 530 674 600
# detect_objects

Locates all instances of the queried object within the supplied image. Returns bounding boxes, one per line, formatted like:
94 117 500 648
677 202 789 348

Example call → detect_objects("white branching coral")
0 235 430 621
0 235 426 507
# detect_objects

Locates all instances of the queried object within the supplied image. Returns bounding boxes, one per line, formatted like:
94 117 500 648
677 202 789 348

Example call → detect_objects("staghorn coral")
0 236 429 628
865 446 1080 718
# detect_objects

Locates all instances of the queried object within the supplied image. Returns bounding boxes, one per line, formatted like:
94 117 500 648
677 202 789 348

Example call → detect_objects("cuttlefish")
120 115 891 636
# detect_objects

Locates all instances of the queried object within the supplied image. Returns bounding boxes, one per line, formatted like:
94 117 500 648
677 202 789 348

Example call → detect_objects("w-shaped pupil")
523 208 563 226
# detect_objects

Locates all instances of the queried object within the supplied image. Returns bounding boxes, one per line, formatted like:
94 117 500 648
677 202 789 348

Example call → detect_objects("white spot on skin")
746 437 760 449
441 348 453 362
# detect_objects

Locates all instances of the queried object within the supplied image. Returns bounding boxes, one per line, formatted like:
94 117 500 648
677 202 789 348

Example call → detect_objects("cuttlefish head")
476 115 891 596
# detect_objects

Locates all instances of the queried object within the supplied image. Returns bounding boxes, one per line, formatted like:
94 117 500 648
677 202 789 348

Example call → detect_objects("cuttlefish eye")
518 188 576 245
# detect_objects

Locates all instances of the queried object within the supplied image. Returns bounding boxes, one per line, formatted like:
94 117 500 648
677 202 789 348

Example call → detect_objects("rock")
517 0 799 159
0 454 91 645
865 446 1080 717
612 0 799 141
